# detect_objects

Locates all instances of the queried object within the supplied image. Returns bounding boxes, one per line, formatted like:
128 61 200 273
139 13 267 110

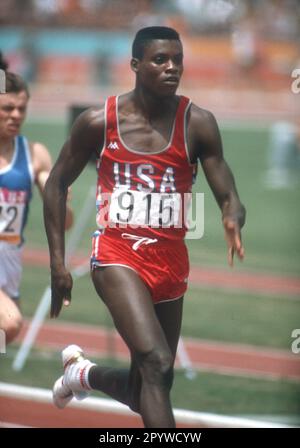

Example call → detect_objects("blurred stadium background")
0 0 300 428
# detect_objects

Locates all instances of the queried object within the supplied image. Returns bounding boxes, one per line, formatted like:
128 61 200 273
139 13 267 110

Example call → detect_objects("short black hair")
5 72 30 97
132 26 181 60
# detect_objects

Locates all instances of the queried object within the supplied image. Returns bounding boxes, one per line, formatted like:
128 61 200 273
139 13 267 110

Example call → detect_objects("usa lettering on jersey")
0 188 28 204
113 162 176 193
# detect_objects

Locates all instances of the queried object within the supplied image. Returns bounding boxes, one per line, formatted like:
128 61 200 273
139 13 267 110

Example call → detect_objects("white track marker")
0 382 296 428
177 337 197 380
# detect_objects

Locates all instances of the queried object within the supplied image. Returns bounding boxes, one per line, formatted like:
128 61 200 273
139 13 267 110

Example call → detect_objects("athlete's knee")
0 310 23 343
139 348 174 387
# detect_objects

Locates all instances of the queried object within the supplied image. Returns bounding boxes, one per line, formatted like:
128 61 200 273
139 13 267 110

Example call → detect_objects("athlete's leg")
90 265 175 428
154 297 183 388
121 298 184 408
125 297 183 408
88 297 183 414
0 289 22 343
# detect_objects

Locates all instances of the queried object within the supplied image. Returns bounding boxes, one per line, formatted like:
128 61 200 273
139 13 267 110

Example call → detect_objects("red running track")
16 319 300 381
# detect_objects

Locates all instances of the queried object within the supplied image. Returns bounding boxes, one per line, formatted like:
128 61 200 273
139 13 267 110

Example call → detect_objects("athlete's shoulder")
68 101 107 151
188 102 220 140
19 135 48 161
28 141 50 158
185 102 222 162
73 101 106 133
188 102 217 127
28 141 52 176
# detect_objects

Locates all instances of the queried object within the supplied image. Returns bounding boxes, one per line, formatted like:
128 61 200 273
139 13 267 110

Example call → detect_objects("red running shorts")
91 230 189 304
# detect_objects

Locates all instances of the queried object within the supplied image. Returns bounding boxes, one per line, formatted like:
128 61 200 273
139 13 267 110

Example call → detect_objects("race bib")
109 189 182 228
0 189 27 244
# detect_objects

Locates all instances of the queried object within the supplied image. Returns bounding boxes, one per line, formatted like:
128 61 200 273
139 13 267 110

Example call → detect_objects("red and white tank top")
95 95 197 241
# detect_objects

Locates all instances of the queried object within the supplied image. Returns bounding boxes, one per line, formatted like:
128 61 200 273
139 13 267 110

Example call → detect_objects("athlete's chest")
117 113 175 153
0 150 31 191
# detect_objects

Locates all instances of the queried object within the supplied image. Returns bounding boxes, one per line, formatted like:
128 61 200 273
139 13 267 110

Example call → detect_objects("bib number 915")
109 190 182 227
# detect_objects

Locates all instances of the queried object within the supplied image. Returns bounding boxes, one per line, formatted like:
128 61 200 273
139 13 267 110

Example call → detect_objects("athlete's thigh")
125 298 184 405
155 297 184 360
91 266 170 356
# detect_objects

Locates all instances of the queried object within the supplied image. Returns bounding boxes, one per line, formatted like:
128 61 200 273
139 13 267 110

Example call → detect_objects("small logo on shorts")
184 278 188 283
108 141 119 150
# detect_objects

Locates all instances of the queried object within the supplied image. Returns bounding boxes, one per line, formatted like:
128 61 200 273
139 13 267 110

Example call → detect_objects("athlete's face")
132 39 184 96
0 91 28 140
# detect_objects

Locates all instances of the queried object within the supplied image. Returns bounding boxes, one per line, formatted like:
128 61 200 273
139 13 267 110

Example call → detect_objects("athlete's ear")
131 58 140 73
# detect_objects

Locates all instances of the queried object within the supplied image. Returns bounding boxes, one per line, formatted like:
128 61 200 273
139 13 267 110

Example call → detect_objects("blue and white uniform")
0 135 34 299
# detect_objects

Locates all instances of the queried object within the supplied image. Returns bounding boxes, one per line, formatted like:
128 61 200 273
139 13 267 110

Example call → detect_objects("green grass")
172 369 300 417
182 287 299 350
1 348 300 420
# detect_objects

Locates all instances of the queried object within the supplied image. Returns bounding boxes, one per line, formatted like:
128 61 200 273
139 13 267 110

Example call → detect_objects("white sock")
79 360 95 390
67 359 96 392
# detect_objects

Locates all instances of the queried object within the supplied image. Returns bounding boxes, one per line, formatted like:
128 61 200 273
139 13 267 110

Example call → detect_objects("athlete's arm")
30 142 74 230
43 106 105 317
188 105 246 266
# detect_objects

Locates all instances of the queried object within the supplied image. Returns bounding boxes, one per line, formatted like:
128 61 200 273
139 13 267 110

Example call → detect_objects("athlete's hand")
50 266 73 318
223 217 245 267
